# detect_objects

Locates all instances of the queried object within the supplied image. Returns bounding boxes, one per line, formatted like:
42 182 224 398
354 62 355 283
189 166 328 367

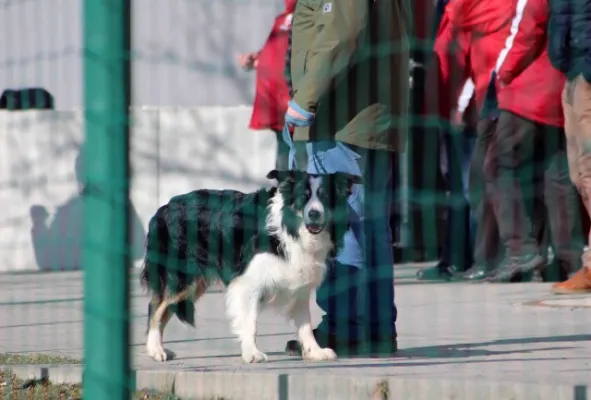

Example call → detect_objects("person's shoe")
285 329 398 358
416 263 454 281
551 267 591 294
453 264 490 281
485 254 546 283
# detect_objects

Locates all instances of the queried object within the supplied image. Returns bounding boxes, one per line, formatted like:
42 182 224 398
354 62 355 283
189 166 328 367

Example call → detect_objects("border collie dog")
140 169 361 363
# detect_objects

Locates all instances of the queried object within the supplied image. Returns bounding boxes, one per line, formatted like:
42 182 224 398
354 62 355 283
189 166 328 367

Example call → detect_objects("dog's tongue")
308 225 322 233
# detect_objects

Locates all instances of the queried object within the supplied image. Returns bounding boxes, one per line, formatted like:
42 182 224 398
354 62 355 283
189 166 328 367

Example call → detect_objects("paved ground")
0 264 589 399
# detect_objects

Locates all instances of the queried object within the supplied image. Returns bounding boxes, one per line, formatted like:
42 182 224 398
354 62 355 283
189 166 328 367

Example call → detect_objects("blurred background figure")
417 0 478 280
238 0 297 171
482 0 585 283
428 0 545 282
548 0 591 294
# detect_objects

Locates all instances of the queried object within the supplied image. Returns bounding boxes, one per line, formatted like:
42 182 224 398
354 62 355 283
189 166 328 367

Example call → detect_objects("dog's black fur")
140 169 360 328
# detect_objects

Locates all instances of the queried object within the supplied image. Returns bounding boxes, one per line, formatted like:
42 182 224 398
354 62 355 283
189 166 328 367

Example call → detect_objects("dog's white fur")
226 193 336 362
146 190 337 363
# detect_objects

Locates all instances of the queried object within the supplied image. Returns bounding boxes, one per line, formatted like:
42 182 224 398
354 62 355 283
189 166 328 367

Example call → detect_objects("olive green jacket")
290 0 410 152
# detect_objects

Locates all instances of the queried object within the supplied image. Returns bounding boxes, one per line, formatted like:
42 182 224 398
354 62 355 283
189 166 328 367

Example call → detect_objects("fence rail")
82 1 131 399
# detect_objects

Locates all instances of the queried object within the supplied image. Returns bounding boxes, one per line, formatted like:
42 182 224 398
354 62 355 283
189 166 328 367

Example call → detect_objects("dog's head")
266 169 362 236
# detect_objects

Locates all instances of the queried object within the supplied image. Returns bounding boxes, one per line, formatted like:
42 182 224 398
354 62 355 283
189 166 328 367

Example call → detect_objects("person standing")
482 0 584 282
416 0 479 280
283 0 410 356
548 0 591 293
239 0 298 170
428 0 519 281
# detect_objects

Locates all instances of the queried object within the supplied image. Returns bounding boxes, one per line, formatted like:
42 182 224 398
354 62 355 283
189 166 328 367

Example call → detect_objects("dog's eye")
305 188 311 198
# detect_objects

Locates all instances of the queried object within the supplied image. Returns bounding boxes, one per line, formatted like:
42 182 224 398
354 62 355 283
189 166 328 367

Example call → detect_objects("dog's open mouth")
306 224 324 234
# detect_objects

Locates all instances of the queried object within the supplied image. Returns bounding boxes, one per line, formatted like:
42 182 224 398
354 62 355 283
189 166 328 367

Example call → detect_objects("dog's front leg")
291 291 337 361
226 279 268 363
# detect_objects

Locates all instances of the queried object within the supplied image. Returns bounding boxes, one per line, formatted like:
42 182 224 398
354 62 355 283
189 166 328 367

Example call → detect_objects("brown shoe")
551 267 591 294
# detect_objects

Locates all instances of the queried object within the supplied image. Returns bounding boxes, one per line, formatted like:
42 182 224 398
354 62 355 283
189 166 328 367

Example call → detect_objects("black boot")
416 262 455 281
485 254 547 283
453 264 490 281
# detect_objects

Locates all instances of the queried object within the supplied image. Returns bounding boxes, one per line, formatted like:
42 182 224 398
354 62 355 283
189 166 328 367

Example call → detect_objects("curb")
1 365 589 400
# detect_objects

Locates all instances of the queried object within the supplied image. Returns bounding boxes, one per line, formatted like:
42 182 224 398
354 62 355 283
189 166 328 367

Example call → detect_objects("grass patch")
0 353 81 365
0 370 206 400
0 354 227 399
372 379 389 400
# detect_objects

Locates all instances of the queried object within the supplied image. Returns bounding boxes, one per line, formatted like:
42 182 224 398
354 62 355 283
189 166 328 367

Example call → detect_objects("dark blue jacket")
548 0 591 81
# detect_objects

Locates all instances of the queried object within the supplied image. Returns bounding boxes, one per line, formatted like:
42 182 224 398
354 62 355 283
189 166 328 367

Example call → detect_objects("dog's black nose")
308 210 321 221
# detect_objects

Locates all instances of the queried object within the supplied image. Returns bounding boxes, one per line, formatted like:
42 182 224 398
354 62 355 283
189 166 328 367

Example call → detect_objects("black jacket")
548 0 591 81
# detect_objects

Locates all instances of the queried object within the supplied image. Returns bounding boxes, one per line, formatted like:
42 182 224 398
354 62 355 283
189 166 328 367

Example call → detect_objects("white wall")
0 0 283 109
0 107 277 272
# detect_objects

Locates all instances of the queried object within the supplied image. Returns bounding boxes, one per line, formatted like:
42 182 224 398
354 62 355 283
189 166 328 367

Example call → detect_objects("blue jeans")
291 141 397 341
439 127 476 271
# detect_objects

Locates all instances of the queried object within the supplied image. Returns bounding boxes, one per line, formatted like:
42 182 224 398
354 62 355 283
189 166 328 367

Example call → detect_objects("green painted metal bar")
83 0 132 399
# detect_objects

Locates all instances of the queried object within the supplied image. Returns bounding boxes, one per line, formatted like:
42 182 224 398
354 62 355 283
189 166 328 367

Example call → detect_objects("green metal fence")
0 1 446 398
4 0 589 399
82 1 131 399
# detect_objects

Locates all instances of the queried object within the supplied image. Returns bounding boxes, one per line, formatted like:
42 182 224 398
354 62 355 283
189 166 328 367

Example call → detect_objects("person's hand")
451 108 465 131
30 205 49 227
238 52 259 71
495 72 507 89
286 104 308 122
285 101 315 128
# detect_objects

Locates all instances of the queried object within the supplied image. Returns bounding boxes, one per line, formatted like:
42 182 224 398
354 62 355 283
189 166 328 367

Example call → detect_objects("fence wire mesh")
1 0 590 400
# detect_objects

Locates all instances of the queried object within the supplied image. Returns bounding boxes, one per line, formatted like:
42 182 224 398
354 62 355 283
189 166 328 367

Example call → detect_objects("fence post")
83 1 131 399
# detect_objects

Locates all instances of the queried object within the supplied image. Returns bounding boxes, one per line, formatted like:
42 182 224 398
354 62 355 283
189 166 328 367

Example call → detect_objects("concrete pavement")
0 264 589 399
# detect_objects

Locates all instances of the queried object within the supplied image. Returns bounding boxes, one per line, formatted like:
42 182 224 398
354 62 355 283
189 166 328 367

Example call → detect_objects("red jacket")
427 8 473 121
496 0 565 127
439 0 515 114
249 0 297 132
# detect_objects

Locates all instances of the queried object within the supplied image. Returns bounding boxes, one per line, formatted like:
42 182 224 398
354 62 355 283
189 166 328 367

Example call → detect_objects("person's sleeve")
547 0 572 73
428 15 471 119
292 0 367 112
496 0 548 85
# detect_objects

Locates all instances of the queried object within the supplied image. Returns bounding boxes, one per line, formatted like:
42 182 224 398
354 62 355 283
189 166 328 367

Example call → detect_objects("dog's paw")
304 347 337 362
146 331 171 362
147 343 169 362
241 348 268 364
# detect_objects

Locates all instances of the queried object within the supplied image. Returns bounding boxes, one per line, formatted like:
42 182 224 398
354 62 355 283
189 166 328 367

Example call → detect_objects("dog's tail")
140 209 168 295
140 206 196 330
141 207 171 333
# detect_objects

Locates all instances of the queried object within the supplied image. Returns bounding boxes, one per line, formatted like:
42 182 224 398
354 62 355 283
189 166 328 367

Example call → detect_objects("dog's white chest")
285 253 327 290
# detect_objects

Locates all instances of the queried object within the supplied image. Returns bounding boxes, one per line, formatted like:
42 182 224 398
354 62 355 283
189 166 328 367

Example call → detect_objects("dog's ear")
333 172 363 196
266 169 307 183
266 169 280 181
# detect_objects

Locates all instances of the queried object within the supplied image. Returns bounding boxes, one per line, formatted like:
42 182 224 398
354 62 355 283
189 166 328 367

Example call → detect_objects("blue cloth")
286 139 396 340
284 100 314 126
306 141 364 268
282 100 315 169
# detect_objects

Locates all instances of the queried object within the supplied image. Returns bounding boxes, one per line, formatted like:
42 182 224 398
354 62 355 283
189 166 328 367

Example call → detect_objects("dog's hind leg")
290 290 337 362
226 277 267 363
174 277 209 326
146 278 210 362
146 292 174 362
